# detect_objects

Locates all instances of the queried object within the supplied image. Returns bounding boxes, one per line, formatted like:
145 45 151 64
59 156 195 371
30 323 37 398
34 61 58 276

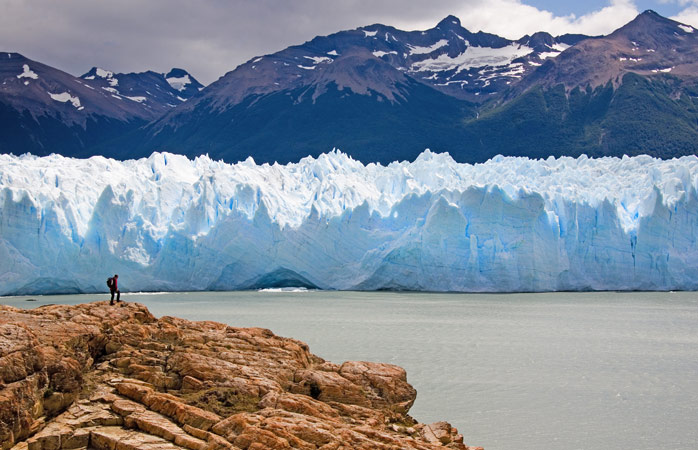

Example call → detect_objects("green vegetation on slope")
454 73 698 162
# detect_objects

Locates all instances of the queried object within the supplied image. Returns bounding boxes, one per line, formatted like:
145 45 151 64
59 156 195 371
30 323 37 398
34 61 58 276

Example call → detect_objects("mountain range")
2 10 698 163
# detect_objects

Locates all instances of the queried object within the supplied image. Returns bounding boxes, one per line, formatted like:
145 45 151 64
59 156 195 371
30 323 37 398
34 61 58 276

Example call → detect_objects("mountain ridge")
2 10 698 163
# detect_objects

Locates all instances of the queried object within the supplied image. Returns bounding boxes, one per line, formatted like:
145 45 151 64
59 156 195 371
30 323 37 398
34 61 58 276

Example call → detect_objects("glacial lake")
2 290 697 450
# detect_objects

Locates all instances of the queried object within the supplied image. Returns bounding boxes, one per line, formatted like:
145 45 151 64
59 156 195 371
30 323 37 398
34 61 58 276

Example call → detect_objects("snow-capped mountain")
149 15 586 111
0 53 202 157
2 150 697 294
3 11 698 164
353 15 588 100
131 16 589 164
0 52 151 157
80 66 203 115
0 53 153 123
517 10 698 93
133 11 698 165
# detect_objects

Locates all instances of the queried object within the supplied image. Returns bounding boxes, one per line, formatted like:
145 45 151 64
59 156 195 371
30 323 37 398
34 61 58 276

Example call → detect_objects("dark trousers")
110 289 120 303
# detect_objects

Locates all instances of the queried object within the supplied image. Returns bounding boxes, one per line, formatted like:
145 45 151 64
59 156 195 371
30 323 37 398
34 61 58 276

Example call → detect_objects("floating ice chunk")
17 64 38 80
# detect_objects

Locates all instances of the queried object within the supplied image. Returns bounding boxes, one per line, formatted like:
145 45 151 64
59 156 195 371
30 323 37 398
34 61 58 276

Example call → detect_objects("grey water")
2 290 698 450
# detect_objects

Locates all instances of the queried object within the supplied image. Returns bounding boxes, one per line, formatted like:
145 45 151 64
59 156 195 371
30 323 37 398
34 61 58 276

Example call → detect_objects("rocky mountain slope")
460 11 698 161
517 10 698 92
2 11 698 164
0 53 201 157
130 11 698 164
133 15 588 164
80 67 203 113
0 302 480 450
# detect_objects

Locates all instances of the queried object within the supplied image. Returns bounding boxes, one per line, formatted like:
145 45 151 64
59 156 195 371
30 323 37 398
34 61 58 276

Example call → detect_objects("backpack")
106 277 114 288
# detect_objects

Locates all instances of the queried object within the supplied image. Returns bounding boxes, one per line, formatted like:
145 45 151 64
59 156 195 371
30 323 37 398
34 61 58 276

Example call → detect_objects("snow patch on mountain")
125 95 147 103
48 92 82 109
166 74 191 91
95 68 113 78
304 56 333 65
411 43 533 72
373 51 398 58
408 39 450 55
16 64 38 80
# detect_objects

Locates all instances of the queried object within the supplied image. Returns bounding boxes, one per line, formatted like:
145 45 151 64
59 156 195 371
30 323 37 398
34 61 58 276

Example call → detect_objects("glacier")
1 150 698 295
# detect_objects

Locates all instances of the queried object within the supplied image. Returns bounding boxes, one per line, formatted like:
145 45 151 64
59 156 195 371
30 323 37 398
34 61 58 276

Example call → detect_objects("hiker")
107 274 121 305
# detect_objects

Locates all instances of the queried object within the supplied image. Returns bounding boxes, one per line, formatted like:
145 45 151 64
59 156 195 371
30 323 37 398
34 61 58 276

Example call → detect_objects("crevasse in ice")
1 150 697 294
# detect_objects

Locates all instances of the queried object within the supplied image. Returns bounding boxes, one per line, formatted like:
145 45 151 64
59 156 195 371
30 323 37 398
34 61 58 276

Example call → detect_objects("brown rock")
291 369 369 407
423 421 453 445
61 428 90 449
0 302 481 450
111 399 146 417
339 361 417 413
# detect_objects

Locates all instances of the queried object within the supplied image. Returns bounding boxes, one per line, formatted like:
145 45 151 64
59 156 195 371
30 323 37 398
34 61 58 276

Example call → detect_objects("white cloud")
672 6 698 26
442 0 640 38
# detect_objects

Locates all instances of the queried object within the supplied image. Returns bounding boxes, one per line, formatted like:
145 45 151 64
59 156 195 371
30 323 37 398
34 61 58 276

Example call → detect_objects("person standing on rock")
107 274 121 305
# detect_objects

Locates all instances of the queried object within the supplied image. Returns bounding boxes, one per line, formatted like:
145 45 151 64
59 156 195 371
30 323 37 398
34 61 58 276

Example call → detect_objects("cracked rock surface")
0 302 481 450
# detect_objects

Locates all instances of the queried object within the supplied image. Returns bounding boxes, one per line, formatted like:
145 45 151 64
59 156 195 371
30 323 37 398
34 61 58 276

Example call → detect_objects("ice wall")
1 150 697 295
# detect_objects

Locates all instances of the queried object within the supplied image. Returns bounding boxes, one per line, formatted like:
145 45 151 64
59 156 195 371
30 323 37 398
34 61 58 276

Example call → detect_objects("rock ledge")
0 302 481 450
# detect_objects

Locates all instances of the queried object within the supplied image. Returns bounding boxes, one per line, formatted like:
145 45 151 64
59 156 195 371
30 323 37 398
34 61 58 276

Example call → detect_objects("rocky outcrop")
0 302 481 450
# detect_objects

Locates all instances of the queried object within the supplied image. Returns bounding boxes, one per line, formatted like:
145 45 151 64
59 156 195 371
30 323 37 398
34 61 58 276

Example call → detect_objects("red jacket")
113 277 118 290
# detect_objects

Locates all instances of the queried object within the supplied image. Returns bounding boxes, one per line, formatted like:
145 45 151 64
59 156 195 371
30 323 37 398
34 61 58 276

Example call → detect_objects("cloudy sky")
1 0 697 85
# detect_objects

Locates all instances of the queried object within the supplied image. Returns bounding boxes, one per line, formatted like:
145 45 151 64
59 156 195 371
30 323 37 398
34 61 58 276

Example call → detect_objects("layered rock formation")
0 302 481 450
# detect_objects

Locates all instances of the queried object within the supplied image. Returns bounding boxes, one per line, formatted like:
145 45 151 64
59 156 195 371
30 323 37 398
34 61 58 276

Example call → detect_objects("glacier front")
1 150 697 295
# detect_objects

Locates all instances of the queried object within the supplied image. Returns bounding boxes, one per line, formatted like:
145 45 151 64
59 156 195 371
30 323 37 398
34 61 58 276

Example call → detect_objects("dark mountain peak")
165 68 189 78
436 15 462 29
556 33 594 46
2 52 29 62
81 67 115 80
632 9 676 26
518 31 555 49
639 9 662 19
612 9 692 40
